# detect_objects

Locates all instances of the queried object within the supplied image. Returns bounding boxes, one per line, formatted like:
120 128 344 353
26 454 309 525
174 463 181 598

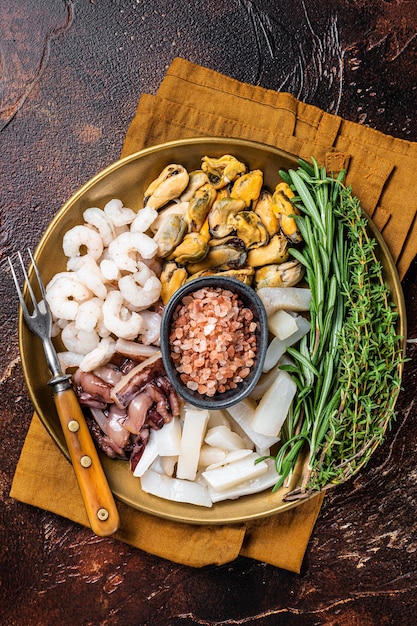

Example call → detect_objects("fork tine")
8 249 42 318
27 248 48 303
18 250 40 314
8 255 30 317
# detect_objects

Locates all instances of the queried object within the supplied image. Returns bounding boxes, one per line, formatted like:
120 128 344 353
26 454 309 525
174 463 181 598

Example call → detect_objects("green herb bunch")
270 158 405 498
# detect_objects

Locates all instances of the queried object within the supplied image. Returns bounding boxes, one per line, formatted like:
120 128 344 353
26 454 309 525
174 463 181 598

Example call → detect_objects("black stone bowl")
160 276 268 410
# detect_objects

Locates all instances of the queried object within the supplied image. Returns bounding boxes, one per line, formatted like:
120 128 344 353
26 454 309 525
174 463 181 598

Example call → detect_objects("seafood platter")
19 138 405 524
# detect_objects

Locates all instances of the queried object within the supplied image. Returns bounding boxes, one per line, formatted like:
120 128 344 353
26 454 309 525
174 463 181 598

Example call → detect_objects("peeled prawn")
108 231 158 271
75 296 108 335
104 199 136 227
137 310 161 345
130 206 158 233
102 290 143 340
57 350 84 372
118 262 161 310
51 316 69 337
45 272 92 320
67 254 108 300
100 258 120 281
138 255 163 278
83 207 116 247
79 336 116 372
62 224 104 260
61 322 100 354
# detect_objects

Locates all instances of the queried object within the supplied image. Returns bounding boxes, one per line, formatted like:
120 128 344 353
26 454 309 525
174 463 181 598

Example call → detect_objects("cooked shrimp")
79 336 116 372
75 296 106 333
138 310 161 345
108 231 158 271
99 258 121 281
118 262 161 310
51 316 69 337
45 272 92 320
61 321 100 354
138 255 163 278
104 198 136 227
62 224 104 260
130 206 158 233
102 290 143 340
67 254 108 300
57 350 84 372
83 207 116 247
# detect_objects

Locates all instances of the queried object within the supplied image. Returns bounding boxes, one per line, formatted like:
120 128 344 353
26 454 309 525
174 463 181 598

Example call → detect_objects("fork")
8 249 120 537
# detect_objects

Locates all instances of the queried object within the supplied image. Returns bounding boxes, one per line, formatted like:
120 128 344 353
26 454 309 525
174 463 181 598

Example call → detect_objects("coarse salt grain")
169 286 258 397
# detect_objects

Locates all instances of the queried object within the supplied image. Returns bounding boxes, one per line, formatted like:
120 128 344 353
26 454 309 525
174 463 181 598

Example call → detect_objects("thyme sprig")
269 159 404 497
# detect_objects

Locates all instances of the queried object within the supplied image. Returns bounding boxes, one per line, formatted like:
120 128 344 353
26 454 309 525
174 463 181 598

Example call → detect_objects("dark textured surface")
1 1 417 624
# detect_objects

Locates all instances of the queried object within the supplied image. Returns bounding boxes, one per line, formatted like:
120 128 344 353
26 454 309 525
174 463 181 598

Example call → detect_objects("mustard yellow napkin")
11 414 323 570
123 58 417 280
11 57 416 571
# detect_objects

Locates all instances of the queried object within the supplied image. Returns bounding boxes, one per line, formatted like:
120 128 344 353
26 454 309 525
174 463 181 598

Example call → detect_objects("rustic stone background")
1 1 417 624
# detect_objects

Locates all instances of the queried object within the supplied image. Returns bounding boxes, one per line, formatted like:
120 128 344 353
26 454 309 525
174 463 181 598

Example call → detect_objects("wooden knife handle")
53 387 120 537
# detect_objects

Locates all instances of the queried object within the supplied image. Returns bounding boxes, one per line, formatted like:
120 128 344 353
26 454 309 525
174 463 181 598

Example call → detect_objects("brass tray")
19 137 406 524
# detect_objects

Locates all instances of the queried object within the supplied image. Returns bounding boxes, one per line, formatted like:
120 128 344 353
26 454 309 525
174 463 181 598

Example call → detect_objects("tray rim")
18 136 407 525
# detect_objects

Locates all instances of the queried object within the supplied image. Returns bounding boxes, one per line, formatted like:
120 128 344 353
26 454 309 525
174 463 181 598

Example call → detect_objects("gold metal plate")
19 137 406 525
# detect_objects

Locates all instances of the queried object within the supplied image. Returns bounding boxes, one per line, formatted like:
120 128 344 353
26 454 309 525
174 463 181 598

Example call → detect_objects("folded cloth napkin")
10 57 417 571
123 57 417 281
11 414 323 569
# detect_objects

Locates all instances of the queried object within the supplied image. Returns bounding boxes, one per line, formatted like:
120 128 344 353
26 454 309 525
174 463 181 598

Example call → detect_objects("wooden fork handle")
53 386 120 537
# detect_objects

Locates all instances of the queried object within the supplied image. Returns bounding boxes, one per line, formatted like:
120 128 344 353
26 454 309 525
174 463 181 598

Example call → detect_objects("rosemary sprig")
271 159 404 496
